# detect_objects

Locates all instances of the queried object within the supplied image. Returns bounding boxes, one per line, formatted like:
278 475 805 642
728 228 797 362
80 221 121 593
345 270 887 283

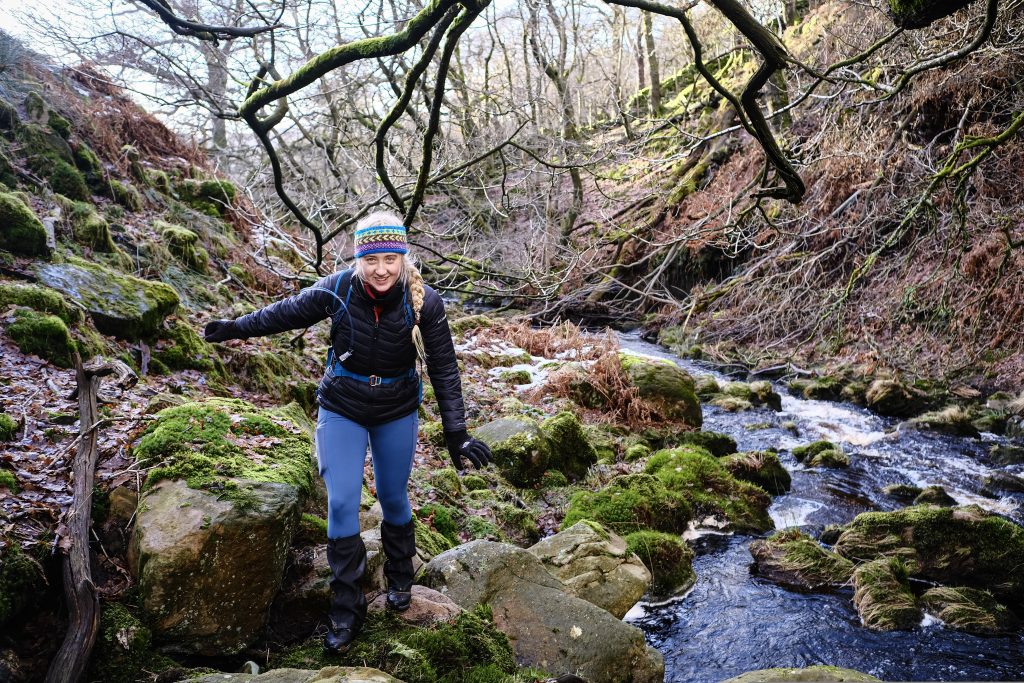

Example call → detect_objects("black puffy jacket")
233 269 466 430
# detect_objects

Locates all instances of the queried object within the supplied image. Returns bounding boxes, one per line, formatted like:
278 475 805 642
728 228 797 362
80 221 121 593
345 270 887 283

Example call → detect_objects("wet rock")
708 380 780 413
882 483 922 502
921 586 1019 635
645 447 774 533
187 667 402 682
528 521 651 618
129 479 301 655
909 405 980 438
792 440 849 468
852 557 922 631
723 665 881 682
864 379 928 418
989 443 1024 465
367 585 462 627
421 541 664 683
473 417 551 487
913 485 957 507
819 524 844 546
618 350 702 427
721 451 791 495
980 471 1024 496
624 530 695 597
801 376 844 402
835 505 1024 605
749 529 854 591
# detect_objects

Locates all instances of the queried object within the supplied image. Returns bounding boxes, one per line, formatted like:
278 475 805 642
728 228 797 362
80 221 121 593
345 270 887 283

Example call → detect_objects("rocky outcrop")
528 521 651 618
421 540 664 683
749 530 854 591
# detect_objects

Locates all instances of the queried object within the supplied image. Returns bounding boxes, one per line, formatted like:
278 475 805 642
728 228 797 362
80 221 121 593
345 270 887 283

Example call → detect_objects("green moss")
148 170 171 194
646 447 774 533
625 530 696 595
462 474 489 491
721 451 791 495
152 318 220 372
6 309 75 367
418 503 460 544
750 529 854 590
176 178 237 216
495 503 539 545
0 469 17 492
498 369 532 384
24 91 46 121
807 448 850 469
883 483 923 501
802 376 844 401
0 415 17 442
540 411 597 481
562 472 692 535
68 201 117 252
133 398 314 502
920 586 1019 634
48 160 90 201
852 557 921 631
429 467 462 498
624 443 652 462
72 143 103 186
669 430 737 456
107 179 143 211
295 513 328 545
0 98 19 130
0 282 82 325
270 605 517 683
158 221 208 272
465 516 503 541
226 348 312 405
47 110 72 139
791 440 837 462
540 470 568 487
472 418 551 487
87 602 178 681
913 485 957 507
415 517 456 559
0 192 49 256
617 351 702 426
0 541 41 626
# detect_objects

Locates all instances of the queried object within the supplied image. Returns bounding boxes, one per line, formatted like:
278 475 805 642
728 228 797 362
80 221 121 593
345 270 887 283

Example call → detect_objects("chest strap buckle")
369 375 382 387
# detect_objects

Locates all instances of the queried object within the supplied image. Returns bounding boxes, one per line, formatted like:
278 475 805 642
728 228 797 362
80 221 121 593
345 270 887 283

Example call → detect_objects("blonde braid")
408 264 427 375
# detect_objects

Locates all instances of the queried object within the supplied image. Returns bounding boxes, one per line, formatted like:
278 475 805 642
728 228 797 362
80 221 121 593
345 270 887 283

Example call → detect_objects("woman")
203 213 492 653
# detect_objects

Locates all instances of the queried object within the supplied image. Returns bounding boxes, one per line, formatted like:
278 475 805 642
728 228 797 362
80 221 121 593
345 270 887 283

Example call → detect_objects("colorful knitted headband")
353 225 409 257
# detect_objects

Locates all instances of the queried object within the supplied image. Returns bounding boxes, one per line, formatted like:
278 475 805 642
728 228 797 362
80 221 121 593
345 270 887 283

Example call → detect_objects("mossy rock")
176 178 237 216
624 443 652 462
33 256 179 340
0 415 18 442
0 466 18 488
666 429 737 456
864 379 928 418
887 0 978 29
498 368 532 385
5 308 75 367
133 398 315 501
159 221 209 272
625 530 696 596
148 169 171 194
0 98 18 130
421 420 445 448
721 451 791 495
834 505 1024 604
152 318 220 372
562 472 692 535
913 485 957 507
16 122 72 165
718 380 782 411
224 348 315 407
618 351 702 427
852 557 921 631
0 541 43 627
749 529 854 591
0 282 82 325
24 91 47 122
428 467 462 498
414 517 455 560
48 160 90 201
472 417 551 487
882 483 922 502
268 605 518 682
539 411 597 481
792 440 848 468
645 446 773 533
802 376 844 401
694 375 720 399
920 586 1019 634
910 405 980 438
418 503 460 545
495 502 540 545
0 192 49 257
86 602 178 681
67 201 117 252
107 179 143 211
461 474 489 492
465 516 504 541
723 665 881 682
448 313 492 336
72 142 103 187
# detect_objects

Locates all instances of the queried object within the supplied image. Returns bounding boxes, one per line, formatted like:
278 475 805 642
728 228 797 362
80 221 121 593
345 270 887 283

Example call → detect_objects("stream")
616 334 1024 682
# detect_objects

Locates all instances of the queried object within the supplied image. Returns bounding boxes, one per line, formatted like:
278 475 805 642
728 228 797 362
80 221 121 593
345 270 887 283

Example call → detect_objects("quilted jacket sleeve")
420 286 467 433
234 272 345 338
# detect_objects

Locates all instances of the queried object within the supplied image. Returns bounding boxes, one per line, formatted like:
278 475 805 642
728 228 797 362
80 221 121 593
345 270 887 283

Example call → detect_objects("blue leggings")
315 407 419 539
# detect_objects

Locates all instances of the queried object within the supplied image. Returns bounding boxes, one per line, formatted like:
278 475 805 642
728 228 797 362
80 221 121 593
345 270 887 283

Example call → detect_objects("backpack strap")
326 269 355 367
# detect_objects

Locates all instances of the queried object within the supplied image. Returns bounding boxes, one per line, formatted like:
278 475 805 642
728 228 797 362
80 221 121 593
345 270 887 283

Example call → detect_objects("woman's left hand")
444 430 491 471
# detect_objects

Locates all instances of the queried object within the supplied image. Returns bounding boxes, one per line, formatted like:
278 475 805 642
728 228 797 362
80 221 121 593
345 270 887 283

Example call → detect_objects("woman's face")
360 253 402 293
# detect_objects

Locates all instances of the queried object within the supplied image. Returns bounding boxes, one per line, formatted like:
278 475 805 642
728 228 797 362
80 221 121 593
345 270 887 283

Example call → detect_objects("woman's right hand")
203 319 240 343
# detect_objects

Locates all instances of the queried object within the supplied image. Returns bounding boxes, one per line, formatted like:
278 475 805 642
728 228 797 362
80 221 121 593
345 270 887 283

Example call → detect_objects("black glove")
444 430 491 471
203 319 241 343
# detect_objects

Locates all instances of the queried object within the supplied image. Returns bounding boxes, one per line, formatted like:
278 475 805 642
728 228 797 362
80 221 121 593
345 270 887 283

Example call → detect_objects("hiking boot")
380 518 417 612
324 533 367 654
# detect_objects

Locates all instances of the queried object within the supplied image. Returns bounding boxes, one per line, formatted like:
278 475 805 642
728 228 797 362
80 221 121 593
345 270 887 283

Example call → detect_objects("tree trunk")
642 11 662 116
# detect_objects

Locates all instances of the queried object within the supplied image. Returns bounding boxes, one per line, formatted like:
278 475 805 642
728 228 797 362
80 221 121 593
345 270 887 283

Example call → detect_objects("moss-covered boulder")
159 221 209 273
909 405 980 438
528 520 651 618
72 142 104 188
66 201 117 252
864 379 928 418
852 557 921 631
4 308 75 367
48 160 90 201
834 505 1024 605
472 417 551 487
882 483 922 502
723 666 881 682
711 380 782 412
0 282 82 325
625 530 696 596
749 529 854 591
33 256 179 340
539 411 597 481
887 0 978 29
176 178 238 216
421 541 664 683
152 318 219 372
801 376 844 401
0 98 18 130
645 447 773 533
562 473 692 535
721 451 791 495
87 602 177 681
0 192 49 257
792 440 849 468
920 586 1019 634
618 351 702 427
667 429 737 456
913 485 957 507
107 179 143 211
